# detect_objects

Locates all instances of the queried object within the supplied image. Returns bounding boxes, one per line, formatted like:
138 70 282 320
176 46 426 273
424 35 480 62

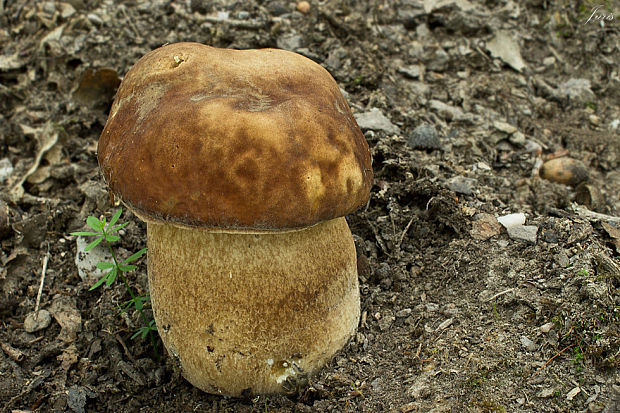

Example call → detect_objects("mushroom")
97 42 373 396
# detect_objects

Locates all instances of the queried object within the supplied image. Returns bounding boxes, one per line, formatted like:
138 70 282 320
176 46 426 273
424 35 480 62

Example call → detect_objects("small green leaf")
105 234 121 243
86 216 103 232
123 248 147 264
108 222 130 234
131 329 142 340
109 208 123 227
118 264 137 272
96 261 114 270
70 231 100 236
85 237 104 251
89 273 108 290
105 267 118 286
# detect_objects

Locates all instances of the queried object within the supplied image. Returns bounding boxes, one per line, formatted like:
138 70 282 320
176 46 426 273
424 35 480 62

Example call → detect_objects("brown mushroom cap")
98 42 372 231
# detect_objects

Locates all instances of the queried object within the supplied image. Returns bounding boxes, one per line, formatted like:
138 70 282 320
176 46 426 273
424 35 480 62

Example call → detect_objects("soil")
1 0 619 412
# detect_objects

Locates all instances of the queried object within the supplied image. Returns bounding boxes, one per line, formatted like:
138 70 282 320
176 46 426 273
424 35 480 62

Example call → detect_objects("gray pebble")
520 335 536 352
277 33 304 51
507 225 538 244
67 385 87 413
267 2 288 16
407 123 441 149
446 175 477 195
354 108 400 134
24 310 52 333
397 64 421 79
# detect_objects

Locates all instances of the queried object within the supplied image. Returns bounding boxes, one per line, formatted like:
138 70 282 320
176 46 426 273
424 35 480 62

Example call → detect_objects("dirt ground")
1 0 620 411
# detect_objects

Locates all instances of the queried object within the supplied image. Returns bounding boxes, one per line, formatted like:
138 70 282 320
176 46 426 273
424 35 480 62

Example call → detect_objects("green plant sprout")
573 344 584 371
71 208 158 359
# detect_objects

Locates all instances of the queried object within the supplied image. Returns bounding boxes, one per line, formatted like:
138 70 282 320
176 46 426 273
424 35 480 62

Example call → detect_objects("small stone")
486 31 526 72
540 322 555 333
558 78 595 104
407 123 441 149
67 385 87 413
396 308 412 318
276 33 304 51
49 295 82 342
75 235 114 285
520 335 536 351
216 11 229 20
556 251 569 267
566 387 581 401
507 225 538 244
426 48 449 72
0 157 14 183
354 108 400 134
59 2 76 19
537 387 557 398
378 315 395 331
541 157 589 186
547 329 559 347
543 56 556 67
397 64 422 79
370 377 383 392
543 230 558 243
296 1 310 13
86 13 103 26
509 131 526 145
446 175 477 195
470 213 501 241
589 114 600 126
582 282 607 301
435 318 453 332
429 99 467 121
24 310 52 333
493 121 518 134
407 371 433 400
380 277 393 290
267 2 288 16
524 139 542 154
497 213 526 229
375 262 391 280
475 161 492 171
425 303 439 312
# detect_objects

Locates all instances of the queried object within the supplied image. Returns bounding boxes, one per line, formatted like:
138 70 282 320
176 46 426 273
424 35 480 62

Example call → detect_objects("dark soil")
1 0 619 412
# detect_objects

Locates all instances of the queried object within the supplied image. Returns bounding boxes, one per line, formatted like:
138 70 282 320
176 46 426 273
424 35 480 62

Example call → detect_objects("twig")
394 215 416 256
116 333 135 362
530 344 573 379
366 218 390 256
571 204 620 224
485 288 515 302
426 197 436 211
34 250 49 319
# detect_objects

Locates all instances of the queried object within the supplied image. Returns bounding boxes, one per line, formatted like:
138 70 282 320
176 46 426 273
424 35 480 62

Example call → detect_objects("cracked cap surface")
98 42 372 230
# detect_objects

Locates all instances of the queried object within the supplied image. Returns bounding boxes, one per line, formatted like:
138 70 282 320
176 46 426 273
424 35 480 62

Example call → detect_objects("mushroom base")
147 217 360 396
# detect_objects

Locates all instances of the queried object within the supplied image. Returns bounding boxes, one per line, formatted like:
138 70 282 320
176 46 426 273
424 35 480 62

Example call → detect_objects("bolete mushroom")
97 42 372 396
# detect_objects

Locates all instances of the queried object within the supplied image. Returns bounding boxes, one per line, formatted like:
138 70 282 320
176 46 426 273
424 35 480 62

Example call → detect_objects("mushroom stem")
146 216 360 396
